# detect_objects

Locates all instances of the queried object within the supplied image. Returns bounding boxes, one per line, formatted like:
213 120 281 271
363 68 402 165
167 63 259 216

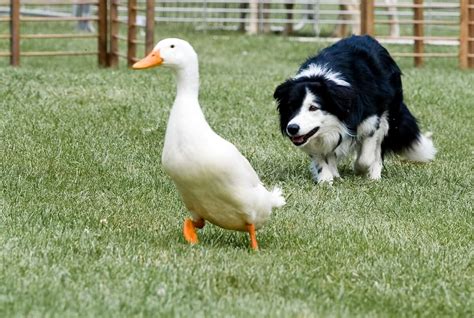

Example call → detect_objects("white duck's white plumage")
133 39 285 244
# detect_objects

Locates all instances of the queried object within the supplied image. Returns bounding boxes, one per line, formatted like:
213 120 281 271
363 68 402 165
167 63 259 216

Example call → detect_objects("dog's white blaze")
294 64 351 87
287 90 325 137
289 89 350 155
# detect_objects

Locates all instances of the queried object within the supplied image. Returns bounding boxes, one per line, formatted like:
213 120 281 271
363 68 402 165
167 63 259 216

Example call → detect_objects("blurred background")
0 0 472 68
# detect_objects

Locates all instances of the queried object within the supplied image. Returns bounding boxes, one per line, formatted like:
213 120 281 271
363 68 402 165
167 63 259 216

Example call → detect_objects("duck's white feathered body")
162 94 283 231
133 38 284 247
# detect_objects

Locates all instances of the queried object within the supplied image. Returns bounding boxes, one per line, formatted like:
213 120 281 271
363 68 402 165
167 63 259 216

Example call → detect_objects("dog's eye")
309 104 319 112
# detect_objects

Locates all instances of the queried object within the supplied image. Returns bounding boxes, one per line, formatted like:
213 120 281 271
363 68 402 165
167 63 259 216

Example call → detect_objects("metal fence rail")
148 0 472 68
150 1 460 37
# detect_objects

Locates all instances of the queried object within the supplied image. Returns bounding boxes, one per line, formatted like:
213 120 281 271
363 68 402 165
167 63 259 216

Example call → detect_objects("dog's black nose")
287 124 300 136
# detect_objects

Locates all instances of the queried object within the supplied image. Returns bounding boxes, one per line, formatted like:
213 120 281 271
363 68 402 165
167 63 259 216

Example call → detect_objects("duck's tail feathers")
270 187 286 208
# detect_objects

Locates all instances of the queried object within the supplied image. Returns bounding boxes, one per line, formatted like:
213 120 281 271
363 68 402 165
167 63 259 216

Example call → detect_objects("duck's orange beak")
132 50 163 70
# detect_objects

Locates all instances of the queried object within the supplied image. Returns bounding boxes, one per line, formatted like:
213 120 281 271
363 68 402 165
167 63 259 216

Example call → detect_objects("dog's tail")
383 102 437 162
400 131 436 162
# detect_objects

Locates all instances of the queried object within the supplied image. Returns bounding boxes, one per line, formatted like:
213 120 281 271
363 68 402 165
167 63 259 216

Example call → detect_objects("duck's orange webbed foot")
246 223 259 251
183 218 205 244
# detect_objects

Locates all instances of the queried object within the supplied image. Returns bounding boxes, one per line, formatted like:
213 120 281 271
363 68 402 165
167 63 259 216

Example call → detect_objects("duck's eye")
170 45 175 48
309 104 319 112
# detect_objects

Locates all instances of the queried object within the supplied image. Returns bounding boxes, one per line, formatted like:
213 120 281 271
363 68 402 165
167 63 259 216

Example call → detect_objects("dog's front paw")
317 175 334 184
368 162 382 180
310 161 335 184
310 163 333 184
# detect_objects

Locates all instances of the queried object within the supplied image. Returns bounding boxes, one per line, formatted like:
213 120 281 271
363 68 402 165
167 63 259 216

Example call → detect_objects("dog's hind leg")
355 135 378 176
368 140 383 180
355 115 389 179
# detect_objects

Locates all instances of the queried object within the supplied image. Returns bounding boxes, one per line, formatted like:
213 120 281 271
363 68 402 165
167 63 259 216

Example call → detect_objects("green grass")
1 26 473 317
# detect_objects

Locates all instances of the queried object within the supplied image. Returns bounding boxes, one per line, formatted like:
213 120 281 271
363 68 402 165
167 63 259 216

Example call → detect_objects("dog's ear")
273 79 295 135
273 79 294 105
325 81 355 119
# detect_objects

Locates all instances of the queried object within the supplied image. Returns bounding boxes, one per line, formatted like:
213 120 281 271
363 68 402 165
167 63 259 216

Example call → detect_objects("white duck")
133 38 285 250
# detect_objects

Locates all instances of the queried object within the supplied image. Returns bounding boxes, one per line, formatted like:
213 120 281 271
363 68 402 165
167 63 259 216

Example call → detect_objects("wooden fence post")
10 0 20 66
109 0 119 67
145 0 155 54
249 0 258 34
97 0 108 67
128 0 137 66
469 0 474 68
361 0 374 36
283 2 294 35
414 0 424 67
262 1 270 33
460 0 468 68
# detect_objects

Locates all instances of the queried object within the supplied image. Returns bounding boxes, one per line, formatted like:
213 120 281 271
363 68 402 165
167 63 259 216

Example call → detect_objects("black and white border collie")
274 35 436 183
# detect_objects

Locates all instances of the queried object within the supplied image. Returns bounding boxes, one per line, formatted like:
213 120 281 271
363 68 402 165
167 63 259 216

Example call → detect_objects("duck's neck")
169 61 210 131
174 62 199 101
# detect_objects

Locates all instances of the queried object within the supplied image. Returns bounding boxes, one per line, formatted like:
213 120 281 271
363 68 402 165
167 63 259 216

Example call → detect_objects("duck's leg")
183 218 205 244
246 224 259 251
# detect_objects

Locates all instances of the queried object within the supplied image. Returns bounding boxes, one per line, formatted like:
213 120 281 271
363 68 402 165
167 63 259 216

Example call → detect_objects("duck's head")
132 38 197 71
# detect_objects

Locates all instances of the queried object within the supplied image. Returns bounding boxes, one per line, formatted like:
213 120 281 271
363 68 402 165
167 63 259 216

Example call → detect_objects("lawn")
1 25 473 317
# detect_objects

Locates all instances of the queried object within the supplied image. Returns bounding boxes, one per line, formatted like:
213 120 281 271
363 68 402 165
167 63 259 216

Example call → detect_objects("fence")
154 0 474 69
1 0 473 68
109 0 154 66
0 0 108 66
361 0 474 68
0 0 154 66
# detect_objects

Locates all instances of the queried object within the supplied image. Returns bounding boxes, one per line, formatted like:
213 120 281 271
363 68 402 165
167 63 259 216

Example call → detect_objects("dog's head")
273 77 354 146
